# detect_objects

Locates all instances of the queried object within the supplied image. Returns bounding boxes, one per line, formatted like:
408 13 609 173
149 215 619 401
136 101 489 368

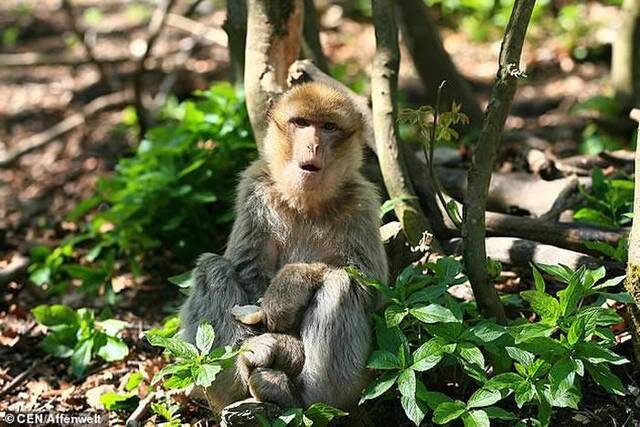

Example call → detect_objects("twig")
126 391 156 427
133 0 179 138
61 0 112 89
0 255 29 287
0 91 132 168
301 0 329 73
461 0 535 323
371 0 439 250
0 356 49 398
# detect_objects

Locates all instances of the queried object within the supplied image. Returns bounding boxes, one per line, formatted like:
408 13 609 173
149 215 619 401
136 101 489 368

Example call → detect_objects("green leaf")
146 332 198 359
347 267 395 300
520 291 560 325
467 388 502 409
510 323 555 344
168 270 193 288
531 264 546 292
575 341 628 365
584 362 626 396
593 275 625 290
32 305 77 328
40 334 75 358
549 358 576 392
558 270 585 316
194 363 223 387
97 319 129 336
462 410 490 427
485 373 524 392
96 335 129 362
125 371 143 391
71 338 94 377
410 339 443 372
514 380 536 407
397 369 417 398
505 346 535 365
304 403 347 427
374 316 409 354
409 304 458 324
543 384 581 409
468 321 506 343
401 394 428 426
359 372 398 404
433 401 466 424
457 342 485 370
567 317 585 346
483 406 517 420
384 304 408 327
367 351 400 370
99 391 139 411
536 263 573 284
196 322 215 355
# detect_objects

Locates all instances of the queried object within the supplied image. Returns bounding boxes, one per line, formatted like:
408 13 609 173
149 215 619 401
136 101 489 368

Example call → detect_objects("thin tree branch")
371 0 440 250
223 0 248 87
301 0 329 73
61 0 113 89
461 0 536 323
133 0 178 138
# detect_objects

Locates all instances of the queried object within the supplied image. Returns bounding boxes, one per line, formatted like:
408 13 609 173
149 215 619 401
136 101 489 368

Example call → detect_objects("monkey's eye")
322 122 337 132
292 117 310 128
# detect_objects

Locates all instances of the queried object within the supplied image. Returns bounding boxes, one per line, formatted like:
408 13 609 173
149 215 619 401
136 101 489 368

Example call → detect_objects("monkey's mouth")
299 162 321 173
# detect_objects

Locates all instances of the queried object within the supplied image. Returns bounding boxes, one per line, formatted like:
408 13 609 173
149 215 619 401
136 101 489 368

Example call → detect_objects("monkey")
180 82 389 414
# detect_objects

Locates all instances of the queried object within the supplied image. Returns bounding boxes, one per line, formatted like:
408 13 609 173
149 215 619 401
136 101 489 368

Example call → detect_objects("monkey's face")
265 83 364 199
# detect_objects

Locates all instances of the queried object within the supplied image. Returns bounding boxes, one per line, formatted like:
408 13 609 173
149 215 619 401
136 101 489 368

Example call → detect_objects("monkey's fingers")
248 368 301 408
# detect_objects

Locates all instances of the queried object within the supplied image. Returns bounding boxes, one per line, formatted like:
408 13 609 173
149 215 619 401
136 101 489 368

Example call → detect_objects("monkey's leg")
180 253 253 412
297 269 373 410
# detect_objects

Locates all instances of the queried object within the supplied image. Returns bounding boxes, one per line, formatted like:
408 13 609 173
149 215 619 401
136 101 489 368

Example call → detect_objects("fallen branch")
446 237 624 272
0 255 29 287
0 91 132 168
126 391 156 427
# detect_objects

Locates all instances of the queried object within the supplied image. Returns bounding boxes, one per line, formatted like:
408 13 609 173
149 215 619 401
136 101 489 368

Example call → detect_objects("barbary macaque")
180 82 388 413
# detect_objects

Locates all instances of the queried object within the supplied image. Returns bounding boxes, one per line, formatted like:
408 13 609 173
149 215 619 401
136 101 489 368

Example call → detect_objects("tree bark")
625 108 640 363
371 0 439 249
244 0 303 151
395 0 483 127
461 0 536 323
612 0 640 108
223 0 248 88
301 0 329 73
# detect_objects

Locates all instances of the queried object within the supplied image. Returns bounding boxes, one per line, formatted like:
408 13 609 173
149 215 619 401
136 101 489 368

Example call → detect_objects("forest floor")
1 1 639 426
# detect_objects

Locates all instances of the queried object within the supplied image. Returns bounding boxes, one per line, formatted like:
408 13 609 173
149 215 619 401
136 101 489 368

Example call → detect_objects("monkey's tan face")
286 116 350 189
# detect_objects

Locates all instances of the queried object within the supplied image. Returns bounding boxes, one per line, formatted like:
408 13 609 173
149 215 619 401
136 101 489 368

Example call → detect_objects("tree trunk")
612 0 640 108
301 0 329 73
223 0 247 88
371 0 440 250
461 0 536 323
625 108 640 363
396 0 483 127
244 0 303 150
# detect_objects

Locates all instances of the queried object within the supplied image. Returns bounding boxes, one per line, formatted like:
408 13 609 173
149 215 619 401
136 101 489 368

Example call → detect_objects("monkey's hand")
237 333 305 386
261 263 327 333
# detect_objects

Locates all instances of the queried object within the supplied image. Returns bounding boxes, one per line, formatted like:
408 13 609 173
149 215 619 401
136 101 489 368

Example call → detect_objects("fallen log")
445 237 624 272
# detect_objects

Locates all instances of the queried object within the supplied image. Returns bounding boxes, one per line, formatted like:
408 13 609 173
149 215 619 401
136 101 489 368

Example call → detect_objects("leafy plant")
151 401 182 427
28 83 255 297
574 167 633 228
32 304 129 377
351 259 629 426
146 321 239 390
100 371 143 411
584 238 628 263
259 403 348 427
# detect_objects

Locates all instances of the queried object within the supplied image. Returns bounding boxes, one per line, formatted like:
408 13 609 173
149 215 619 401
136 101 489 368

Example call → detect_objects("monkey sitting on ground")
180 82 389 414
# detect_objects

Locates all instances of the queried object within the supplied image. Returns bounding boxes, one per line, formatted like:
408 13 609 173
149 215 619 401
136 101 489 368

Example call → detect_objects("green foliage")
574 167 633 228
28 83 255 297
151 401 182 427
32 304 129 377
259 403 348 427
351 259 629 426
572 96 628 154
584 239 628 263
146 321 239 390
99 371 143 411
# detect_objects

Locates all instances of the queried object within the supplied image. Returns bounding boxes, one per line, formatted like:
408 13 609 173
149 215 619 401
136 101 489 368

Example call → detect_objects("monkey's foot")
220 398 281 427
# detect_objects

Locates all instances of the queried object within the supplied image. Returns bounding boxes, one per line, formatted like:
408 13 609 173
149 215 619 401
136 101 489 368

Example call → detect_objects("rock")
221 398 281 427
